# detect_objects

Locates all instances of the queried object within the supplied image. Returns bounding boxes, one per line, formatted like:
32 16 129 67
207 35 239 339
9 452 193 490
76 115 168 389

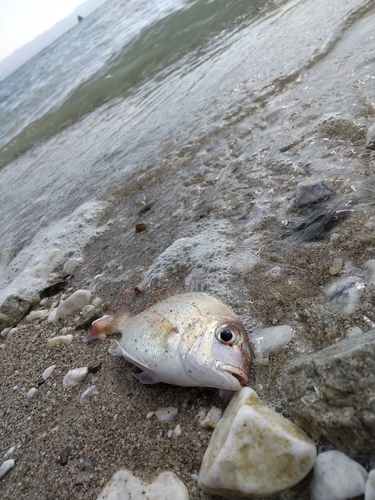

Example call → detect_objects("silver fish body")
87 292 253 391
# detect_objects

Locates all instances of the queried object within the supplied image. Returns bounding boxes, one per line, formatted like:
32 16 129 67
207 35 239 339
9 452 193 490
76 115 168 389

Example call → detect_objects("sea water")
0 0 374 306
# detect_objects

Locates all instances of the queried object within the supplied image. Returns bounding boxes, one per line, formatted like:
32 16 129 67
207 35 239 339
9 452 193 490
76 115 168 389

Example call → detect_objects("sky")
0 0 88 61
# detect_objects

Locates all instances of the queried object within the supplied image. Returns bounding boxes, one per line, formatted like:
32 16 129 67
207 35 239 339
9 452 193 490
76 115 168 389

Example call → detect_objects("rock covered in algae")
198 387 316 498
281 329 375 457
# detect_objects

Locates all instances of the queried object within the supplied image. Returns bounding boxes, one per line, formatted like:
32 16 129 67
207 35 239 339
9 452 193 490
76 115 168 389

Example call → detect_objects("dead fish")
84 292 253 391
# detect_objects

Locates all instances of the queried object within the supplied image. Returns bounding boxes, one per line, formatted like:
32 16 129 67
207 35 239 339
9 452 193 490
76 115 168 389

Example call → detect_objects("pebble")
58 446 71 466
200 406 222 429
310 450 368 500
42 365 56 380
75 458 95 485
295 178 333 207
325 275 365 314
80 385 99 405
252 325 293 357
155 407 178 422
0 327 11 338
25 309 49 321
198 387 316 498
365 122 375 150
0 459 15 479
365 470 375 500
0 293 40 331
92 297 102 307
52 290 92 322
63 367 88 388
47 335 73 348
26 387 37 399
97 470 189 500
88 360 102 373
4 446 15 458
329 257 343 275
75 305 100 329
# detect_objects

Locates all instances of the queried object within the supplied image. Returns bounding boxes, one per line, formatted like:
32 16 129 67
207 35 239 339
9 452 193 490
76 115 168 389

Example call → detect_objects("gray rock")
281 330 375 457
365 122 375 150
296 179 333 207
0 293 40 331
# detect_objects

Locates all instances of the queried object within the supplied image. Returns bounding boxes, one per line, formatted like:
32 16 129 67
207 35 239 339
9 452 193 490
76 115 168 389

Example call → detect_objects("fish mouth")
218 363 249 386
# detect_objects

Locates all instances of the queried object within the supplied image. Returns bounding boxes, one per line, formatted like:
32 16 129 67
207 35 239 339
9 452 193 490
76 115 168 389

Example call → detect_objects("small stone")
87 360 102 373
295 178 333 207
198 387 316 498
311 450 368 500
252 325 293 357
42 365 56 380
365 122 375 150
59 446 71 466
134 285 144 294
135 222 147 233
80 385 99 405
92 297 102 307
0 293 40 330
47 334 73 348
26 388 37 400
200 406 222 429
0 459 15 479
154 407 178 422
75 306 100 329
101 302 110 311
25 310 49 321
75 459 95 485
53 290 92 322
365 470 375 500
97 470 189 500
329 257 343 275
63 367 88 388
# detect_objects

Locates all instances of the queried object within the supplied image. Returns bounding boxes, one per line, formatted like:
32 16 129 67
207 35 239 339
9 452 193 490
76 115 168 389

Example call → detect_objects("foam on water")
0 201 107 304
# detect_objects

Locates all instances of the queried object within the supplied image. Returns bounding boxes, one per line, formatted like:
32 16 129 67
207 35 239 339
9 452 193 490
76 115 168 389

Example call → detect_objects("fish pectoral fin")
114 341 152 370
131 371 160 384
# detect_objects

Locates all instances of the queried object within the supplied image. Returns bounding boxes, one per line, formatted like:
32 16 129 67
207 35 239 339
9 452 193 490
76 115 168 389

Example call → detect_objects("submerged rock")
281 330 375 457
310 450 367 500
0 293 40 330
97 470 189 500
295 178 333 207
198 387 316 498
325 275 365 314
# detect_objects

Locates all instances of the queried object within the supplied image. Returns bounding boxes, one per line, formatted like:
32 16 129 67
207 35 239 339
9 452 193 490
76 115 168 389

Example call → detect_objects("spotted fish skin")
86 292 253 391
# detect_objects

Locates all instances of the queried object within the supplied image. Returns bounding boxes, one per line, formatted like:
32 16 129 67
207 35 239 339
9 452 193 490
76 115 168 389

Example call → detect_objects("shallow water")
0 0 375 497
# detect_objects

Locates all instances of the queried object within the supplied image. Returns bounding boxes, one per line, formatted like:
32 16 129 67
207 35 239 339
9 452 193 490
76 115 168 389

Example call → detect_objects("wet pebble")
252 325 293 357
325 275 365 314
42 365 56 380
26 387 37 400
50 289 92 322
295 178 333 207
47 334 73 348
75 305 100 329
25 309 49 321
135 222 147 232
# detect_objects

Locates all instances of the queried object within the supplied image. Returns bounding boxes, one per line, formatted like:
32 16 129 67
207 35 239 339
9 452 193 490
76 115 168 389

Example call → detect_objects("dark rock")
295 179 333 208
135 222 147 233
75 307 100 329
59 446 71 465
40 281 68 299
0 293 40 331
281 330 375 458
137 202 153 216
88 360 102 373
75 459 95 484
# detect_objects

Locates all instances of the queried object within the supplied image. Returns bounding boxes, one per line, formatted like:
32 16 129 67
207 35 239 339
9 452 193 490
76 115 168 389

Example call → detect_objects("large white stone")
198 387 316 498
310 450 368 500
54 289 92 321
97 470 189 500
365 470 375 500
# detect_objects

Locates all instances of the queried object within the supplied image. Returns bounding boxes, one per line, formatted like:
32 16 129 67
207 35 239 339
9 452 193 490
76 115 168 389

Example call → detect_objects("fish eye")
215 324 242 346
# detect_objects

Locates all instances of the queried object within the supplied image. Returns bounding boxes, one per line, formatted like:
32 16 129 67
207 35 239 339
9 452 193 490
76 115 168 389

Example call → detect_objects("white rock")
63 367 88 388
200 406 222 429
198 387 316 498
173 424 182 437
155 407 178 422
311 450 368 500
26 388 37 399
54 290 92 321
25 310 49 321
80 385 99 405
0 459 15 479
42 365 56 380
365 470 375 500
47 334 73 348
252 325 293 356
325 275 365 314
1 327 11 338
364 260 375 285
4 446 15 458
97 470 189 500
